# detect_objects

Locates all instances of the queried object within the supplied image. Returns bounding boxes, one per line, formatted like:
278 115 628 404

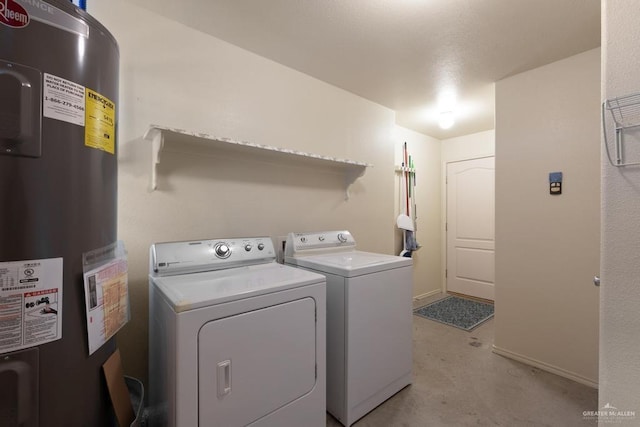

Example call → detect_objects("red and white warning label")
0 257 63 354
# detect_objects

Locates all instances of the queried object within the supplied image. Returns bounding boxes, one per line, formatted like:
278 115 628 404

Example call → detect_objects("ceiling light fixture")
439 111 455 129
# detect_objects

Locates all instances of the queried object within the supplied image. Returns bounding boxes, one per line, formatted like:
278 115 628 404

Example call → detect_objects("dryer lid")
150 263 325 312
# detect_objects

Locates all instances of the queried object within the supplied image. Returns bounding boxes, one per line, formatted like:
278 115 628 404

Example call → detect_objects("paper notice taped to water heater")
83 241 130 355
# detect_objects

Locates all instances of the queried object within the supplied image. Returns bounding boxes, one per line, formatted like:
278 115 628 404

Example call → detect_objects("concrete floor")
326 294 598 427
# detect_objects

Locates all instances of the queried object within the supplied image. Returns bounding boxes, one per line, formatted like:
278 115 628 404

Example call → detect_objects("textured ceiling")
128 0 601 139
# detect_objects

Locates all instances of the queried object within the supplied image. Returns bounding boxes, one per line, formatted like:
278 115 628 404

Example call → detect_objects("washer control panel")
285 230 356 257
151 237 275 276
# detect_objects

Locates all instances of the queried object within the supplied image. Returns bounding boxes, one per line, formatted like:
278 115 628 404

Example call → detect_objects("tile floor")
326 294 598 426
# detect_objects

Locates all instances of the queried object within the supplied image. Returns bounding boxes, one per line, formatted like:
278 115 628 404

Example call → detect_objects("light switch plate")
549 172 563 195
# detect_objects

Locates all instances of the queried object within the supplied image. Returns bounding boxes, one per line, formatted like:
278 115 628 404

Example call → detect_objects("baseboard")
492 345 598 389
413 289 442 301
448 291 493 304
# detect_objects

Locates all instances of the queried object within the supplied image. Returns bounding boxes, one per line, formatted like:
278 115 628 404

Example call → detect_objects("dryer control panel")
151 237 275 276
285 230 356 257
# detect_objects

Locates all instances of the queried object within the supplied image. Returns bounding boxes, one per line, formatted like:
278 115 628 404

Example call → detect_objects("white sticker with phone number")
43 73 85 126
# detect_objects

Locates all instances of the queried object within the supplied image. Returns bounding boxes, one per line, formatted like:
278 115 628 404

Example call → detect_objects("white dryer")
148 237 326 427
284 231 413 426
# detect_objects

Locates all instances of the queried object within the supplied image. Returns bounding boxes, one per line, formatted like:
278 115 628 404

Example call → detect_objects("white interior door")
446 157 495 300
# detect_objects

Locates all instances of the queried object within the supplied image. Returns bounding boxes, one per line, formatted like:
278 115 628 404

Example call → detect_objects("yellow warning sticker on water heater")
85 89 115 154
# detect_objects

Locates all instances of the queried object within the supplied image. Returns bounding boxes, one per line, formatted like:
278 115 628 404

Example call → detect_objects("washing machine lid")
286 250 412 277
150 263 325 312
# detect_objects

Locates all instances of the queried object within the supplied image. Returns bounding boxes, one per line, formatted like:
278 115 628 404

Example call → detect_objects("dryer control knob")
319 236 325 241
244 244 253 252
215 243 231 258
257 243 265 250
337 233 347 243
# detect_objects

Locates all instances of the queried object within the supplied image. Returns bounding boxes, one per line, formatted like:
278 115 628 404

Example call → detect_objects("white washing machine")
284 231 413 426
148 237 326 427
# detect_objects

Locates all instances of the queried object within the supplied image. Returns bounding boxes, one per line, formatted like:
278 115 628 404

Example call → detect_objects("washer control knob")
337 233 348 243
257 243 265 250
214 243 231 258
319 236 325 241
301 237 307 243
244 244 252 252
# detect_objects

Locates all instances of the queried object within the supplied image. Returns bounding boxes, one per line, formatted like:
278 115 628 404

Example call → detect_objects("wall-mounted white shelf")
143 125 372 199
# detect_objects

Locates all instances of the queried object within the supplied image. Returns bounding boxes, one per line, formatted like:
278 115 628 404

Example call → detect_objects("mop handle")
404 143 409 215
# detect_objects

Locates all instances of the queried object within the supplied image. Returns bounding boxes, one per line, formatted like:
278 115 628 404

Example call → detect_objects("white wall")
600 1 640 417
441 129 495 164
494 49 601 386
394 126 441 299
89 0 398 384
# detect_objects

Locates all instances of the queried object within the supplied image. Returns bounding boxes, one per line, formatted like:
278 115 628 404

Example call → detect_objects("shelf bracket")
144 127 164 191
344 165 367 200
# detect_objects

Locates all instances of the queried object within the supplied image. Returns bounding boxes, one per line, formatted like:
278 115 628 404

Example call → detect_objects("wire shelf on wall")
602 92 640 167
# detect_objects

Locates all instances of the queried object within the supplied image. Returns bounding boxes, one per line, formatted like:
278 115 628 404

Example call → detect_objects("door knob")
594 275 600 287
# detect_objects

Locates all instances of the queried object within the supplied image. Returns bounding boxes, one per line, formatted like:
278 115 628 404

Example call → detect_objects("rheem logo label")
0 0 30 28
